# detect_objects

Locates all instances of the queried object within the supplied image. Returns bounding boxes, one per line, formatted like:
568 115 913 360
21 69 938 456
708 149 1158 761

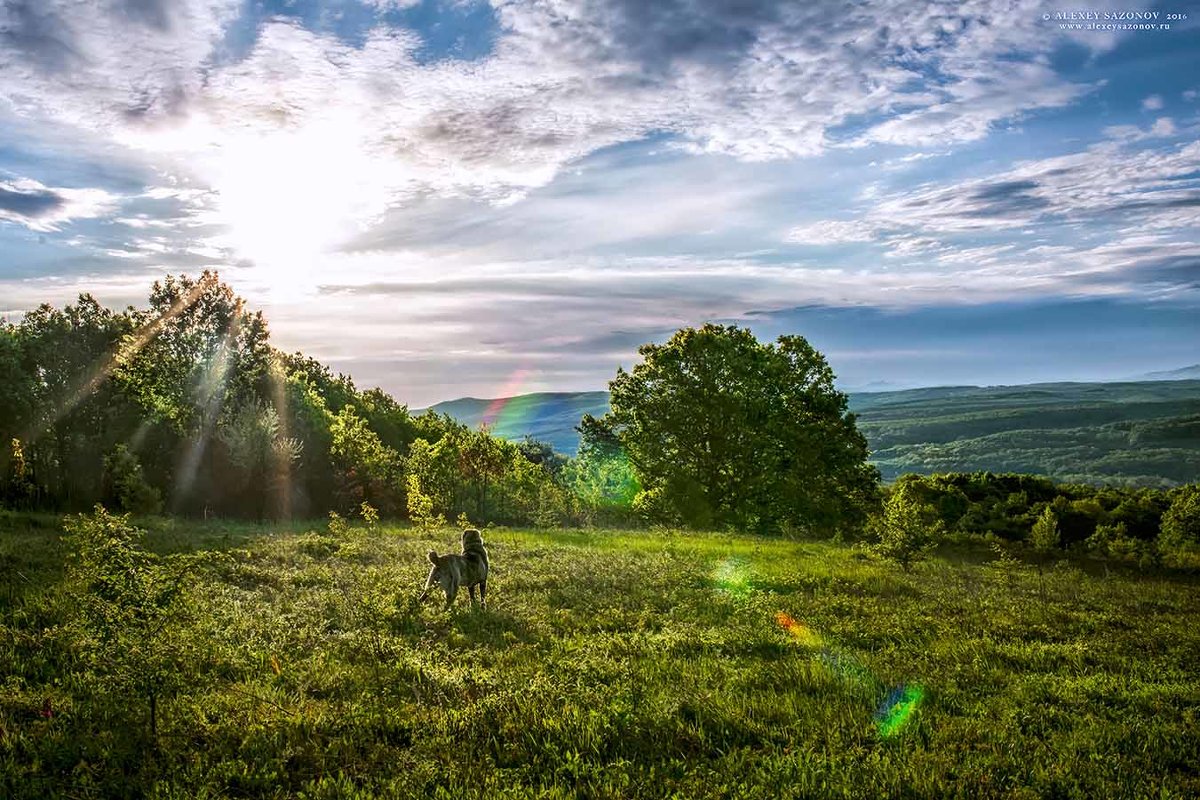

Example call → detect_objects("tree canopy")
581 324 879 533
0 272 579 526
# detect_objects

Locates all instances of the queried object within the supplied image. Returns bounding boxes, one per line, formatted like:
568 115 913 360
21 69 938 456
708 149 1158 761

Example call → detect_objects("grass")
1 511 1198 798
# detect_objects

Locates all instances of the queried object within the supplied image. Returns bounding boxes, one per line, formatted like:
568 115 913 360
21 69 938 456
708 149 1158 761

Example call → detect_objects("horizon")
3 1 1200 408
417 367 1200 411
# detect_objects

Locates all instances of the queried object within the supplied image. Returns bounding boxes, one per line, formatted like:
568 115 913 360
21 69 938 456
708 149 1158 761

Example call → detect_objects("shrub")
872 484 944 569
327 510 350 537
1159 485 1200 565
406 474 444 531
359 501 380 530
63 506 195 744
1029 507 1061 554
102 444 162 515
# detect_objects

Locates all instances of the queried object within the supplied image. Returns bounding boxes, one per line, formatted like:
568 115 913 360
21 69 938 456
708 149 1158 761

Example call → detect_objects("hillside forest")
1 272 1198 566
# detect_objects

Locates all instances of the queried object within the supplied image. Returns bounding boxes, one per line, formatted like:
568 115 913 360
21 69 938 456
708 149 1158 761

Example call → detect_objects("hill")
418 391 610 453
1139 363 1200 381
426 380 1200 486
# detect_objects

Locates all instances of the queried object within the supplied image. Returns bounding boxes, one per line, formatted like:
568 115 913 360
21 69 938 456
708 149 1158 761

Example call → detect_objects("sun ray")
173 310 241 507
22 280 208 447
266 353 293 520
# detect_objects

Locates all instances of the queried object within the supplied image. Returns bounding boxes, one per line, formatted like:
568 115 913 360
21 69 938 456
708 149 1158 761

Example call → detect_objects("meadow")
0 513 1197 798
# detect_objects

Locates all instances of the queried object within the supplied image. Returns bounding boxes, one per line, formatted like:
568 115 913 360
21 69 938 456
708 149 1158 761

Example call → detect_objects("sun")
125 112 395 299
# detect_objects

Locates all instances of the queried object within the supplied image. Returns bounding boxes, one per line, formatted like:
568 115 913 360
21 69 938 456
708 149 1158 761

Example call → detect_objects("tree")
64 507 199 746
872 482 943 569
102 444 163 515
328 405 401 513
583 324 878 533
1029 506 1061 554
1159 484 1200 563
217 401 302 519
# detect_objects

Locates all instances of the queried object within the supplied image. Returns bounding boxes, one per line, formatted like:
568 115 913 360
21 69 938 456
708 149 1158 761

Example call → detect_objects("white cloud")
1142 94 1164 110
0 0 1114 282
784 219 880 244
0 176 116 231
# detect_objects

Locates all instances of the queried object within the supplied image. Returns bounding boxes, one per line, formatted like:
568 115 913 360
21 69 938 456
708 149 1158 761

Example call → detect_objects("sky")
1 0 1198 406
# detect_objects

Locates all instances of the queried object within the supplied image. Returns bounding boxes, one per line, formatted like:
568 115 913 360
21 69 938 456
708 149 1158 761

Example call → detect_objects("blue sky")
1 0 1198 405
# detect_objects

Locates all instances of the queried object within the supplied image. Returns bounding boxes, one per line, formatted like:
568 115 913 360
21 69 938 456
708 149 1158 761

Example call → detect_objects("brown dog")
419 528 489 610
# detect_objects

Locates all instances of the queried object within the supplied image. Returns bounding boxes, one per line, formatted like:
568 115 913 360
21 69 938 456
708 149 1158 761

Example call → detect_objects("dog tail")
427 549 438 565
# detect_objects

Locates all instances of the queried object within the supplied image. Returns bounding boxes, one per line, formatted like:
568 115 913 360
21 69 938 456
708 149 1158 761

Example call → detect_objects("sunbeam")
173 308 241 507
266 353 293 520
21 280 208 447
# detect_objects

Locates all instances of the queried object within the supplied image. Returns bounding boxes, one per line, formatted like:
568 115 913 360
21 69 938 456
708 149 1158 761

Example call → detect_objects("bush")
406 474 444 531
102 444 162 515
63 506 195 743
872 484 944 569
1029 507 1061 554
1159 485 1200 565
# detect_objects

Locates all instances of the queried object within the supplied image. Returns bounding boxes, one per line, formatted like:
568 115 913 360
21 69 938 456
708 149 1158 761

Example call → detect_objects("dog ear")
427 550 438 565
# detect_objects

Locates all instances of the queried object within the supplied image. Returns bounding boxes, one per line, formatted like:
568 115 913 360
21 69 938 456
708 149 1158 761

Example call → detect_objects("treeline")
0 273 636 525
885 471 1199 566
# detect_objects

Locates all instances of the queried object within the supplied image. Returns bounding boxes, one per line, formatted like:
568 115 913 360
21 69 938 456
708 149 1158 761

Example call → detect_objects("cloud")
0 0 1111 266
0 176 115 231
1142 94 1164 110
784 219 880 244
1 0 1192 402
796 136 1200 242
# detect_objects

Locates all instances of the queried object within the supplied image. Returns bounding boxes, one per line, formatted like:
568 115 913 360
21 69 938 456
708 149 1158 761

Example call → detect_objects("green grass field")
2 514 1198 798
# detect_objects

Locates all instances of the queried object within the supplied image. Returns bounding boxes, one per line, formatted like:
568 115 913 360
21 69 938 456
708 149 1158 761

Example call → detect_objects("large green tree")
582 324 879 533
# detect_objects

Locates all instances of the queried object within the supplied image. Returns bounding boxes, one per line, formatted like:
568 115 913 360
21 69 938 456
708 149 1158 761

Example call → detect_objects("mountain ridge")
420 379 1200 487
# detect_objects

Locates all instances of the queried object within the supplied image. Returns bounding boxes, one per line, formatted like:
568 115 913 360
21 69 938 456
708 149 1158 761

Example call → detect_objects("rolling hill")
422 380 1200 487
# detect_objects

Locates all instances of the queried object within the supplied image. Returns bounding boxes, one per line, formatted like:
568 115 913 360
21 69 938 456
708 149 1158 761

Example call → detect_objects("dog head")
425 550 456 592
461 528 483 548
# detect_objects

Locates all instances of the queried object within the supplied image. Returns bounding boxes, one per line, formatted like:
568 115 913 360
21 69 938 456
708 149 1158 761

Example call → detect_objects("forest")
2 272 1198 566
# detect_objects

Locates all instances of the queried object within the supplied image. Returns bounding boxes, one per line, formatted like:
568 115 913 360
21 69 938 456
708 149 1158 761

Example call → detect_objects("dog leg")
469 584 478 606
444 584 456 612
479 579 487 610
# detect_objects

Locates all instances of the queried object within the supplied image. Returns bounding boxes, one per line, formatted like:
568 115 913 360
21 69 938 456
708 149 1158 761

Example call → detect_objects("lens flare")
775 611 824 647
481 368 532 430
875 684 924 737
711 557 753 596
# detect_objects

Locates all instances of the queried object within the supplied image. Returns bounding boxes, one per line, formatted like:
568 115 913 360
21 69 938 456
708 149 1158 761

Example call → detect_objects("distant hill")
419 391 609 454
1138 364 1200 381
425 380 1200 487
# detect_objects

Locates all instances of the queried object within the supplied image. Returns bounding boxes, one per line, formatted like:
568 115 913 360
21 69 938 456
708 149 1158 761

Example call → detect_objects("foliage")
1159 484 1200 564
360 501 380 530
406 473 444 531
1 438 37 509
216 400 302 519
871 481 943 569
329 405 402 514
101 444 163 515
327 510 350 537
62 506 197 743
585 324 879 534
0 273 568 528
1029 507 1061 554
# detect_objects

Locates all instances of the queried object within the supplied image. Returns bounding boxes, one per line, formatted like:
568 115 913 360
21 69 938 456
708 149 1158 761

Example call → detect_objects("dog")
419 528 489 611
